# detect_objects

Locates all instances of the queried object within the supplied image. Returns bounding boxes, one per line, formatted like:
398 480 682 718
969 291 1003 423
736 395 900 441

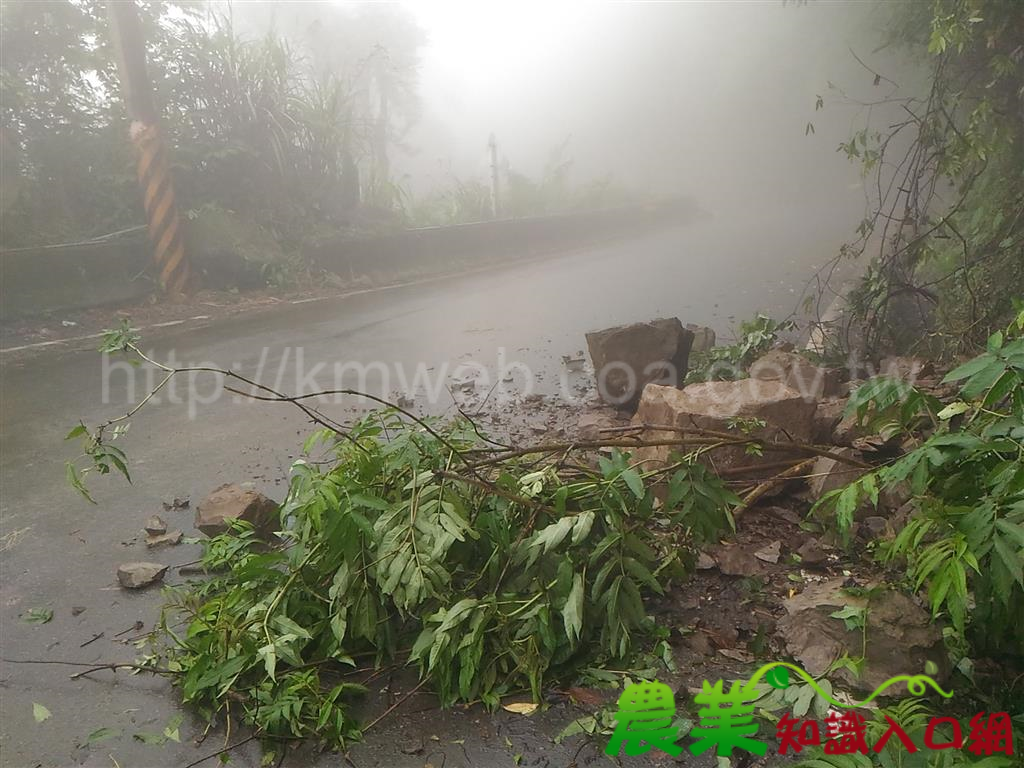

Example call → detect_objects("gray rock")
777 579 947 693
195 483 279 538
686 324 717 354
812 398 848 444
713 545 762 577
754 540 782 564
808 448 867 501
585 318 694 410
145 530 183 548
832 411 867 446
144 515 167 536
117 562 168 589
695 551 717 570
576 410 620 440
796 538 829 565
860 516 890 540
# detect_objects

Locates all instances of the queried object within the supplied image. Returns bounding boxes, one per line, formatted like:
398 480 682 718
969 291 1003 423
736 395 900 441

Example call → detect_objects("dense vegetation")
832 0 1024 356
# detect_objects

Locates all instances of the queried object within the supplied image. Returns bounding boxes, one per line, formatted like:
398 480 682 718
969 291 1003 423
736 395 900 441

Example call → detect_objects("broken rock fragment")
686 324 716 354
749 350 842 401
144 515 167 536
777 579 946 693
195 483 279 537
117 562 168 589
585 318 694 410
807 448 866 500
812 398 848 443
796 538 829 565
146 530 183 548
753 540 782 564
712 545 762 577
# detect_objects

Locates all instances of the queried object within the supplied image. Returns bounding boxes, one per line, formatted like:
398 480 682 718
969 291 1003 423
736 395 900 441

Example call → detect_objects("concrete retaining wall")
1 198 696 321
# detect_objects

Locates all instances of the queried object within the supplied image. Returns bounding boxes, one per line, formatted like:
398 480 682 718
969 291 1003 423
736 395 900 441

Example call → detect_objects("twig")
362 678 430 733
602 423 872 468
79 632 104 648
0 657 179 677
182 733 258 768
733 458 817 516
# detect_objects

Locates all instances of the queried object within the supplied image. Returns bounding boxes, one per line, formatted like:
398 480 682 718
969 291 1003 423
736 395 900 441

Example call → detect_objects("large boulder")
777 579 947 694
195 483 279 538
749 350 841 401
585 318 694 410
631 380 817 471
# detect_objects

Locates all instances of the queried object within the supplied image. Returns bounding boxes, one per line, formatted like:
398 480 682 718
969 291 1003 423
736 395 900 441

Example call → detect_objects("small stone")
764 506 803 525
797 538 829 565
860 516 889 540
146 530 183 548
754 540 782 564
713 545 762 577
144 515 167 536
695 551 716 570
117 562 168 589
576 410 619 440
71 606 86 616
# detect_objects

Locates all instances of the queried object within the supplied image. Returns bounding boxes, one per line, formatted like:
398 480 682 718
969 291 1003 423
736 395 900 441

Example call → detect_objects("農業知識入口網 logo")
604 663 1015 759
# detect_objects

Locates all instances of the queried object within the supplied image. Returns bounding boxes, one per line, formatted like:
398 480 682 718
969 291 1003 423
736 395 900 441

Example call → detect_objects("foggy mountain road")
0 220 845 767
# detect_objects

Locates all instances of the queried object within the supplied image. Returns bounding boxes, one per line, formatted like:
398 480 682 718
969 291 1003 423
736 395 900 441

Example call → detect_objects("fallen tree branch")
0 657 179 678
733 458 818 516
601 423 872 468
362 678 430 733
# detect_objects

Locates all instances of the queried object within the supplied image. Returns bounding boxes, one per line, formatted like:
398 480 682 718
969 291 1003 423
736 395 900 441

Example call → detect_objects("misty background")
239 1 889 222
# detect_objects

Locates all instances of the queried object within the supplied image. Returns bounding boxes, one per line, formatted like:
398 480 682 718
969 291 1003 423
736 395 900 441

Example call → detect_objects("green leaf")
793 684 816 717
163 714 183 743
84 727 120 746
943 353 993 383
621 468 644 499
936 401 970 420
21 607 53 625
32 702 51 723
562 573 584 642
65 423 88 440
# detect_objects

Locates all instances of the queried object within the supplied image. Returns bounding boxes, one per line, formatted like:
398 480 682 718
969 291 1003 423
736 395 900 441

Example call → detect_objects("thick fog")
236 1 910 246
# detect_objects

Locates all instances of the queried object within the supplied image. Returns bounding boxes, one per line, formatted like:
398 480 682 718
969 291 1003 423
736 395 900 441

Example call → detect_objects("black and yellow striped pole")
108 0 193 295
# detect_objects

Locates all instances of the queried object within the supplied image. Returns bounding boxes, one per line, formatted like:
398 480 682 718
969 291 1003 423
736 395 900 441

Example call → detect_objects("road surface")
0 216 850 767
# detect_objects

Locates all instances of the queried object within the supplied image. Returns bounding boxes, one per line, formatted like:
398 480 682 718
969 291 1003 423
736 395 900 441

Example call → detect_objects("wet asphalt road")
0 216 851 767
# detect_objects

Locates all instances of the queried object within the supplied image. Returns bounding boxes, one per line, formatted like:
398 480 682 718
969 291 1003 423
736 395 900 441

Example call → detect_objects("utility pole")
107 0 193 295
488 133 501 219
